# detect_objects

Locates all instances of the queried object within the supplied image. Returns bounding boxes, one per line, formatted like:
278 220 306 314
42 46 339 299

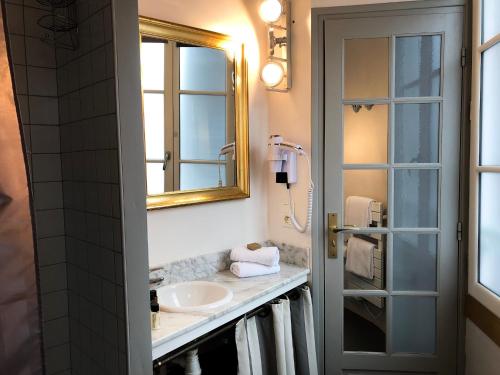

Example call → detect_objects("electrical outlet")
279 202 293 228
284 215 292 226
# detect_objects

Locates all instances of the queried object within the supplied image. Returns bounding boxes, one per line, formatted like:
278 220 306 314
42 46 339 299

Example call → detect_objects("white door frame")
310 1 471 374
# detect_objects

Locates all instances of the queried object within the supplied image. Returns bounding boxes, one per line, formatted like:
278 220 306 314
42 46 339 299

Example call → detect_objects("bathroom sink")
156 281 233 313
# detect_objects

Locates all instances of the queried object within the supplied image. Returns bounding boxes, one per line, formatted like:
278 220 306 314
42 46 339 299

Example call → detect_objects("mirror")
139 17 249 209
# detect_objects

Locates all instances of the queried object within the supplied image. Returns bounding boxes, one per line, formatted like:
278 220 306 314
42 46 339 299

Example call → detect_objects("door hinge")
461 47 466 67
457 221 463 241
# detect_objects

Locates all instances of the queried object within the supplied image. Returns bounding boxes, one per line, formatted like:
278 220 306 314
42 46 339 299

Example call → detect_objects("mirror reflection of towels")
346 237 375 279
345 196 374 227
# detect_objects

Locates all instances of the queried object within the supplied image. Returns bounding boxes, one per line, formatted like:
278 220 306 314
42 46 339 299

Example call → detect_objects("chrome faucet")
149 276 164 285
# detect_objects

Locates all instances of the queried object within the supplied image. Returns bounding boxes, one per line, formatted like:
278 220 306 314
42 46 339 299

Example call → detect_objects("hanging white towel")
345 236 375 279
184 349 202 375
236 287 318 375
230 262 280 278
300 287 319 375
230 245 280 267
236 317 263 375
272 300 296 375
345 196 374 228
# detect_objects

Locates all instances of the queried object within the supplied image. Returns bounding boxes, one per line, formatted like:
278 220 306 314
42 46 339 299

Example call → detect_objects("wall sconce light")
259 0 283 23
258 0 291 92
261 61 285 88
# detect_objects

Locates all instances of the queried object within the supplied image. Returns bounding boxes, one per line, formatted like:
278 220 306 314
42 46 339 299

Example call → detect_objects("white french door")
322 5 464 374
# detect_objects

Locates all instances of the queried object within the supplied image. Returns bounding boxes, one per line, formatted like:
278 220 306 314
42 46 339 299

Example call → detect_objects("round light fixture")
259 0 283 23
261 61 285 88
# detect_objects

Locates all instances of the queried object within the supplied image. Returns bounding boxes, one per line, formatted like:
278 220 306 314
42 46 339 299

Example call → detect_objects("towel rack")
344 200 386 309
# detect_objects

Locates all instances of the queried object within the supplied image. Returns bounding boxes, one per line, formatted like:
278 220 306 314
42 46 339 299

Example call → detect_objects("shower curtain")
236 286 318 375
0 4 43 374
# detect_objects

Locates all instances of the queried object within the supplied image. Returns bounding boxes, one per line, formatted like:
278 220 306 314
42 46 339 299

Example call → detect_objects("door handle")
327 213 358 258
329 224 359 233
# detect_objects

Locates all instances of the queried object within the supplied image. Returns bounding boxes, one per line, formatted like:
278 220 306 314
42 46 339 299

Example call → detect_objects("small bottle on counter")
150 289 161 330
150 289 157 303
151 301 161 330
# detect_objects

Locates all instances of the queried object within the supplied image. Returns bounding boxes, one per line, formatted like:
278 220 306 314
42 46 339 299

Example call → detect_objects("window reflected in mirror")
140 36 236 196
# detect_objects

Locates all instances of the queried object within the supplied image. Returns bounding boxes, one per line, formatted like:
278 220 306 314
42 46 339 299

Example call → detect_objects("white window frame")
468 0 500 317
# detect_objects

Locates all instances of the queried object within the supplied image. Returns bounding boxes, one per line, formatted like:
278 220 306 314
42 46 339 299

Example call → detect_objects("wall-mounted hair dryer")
268 135 314 233
218 142 235 187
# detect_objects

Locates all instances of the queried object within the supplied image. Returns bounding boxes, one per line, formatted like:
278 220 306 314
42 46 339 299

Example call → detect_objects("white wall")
266 0 313 249
140 0 270 266
465 319 500 375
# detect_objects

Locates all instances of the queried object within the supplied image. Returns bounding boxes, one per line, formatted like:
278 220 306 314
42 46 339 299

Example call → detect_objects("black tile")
29 96 59 124
27 66 58 96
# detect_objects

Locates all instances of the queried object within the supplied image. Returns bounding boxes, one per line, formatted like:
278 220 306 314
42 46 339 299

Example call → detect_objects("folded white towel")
230 262 281 278
230 245 279 267
345 237 375 279
345 196 374 228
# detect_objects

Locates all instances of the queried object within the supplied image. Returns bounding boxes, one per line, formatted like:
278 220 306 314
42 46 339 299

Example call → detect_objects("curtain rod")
153 283 307 368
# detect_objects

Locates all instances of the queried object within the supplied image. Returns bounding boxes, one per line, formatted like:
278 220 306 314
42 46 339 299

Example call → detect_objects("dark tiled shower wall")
58 0 127 374
3 0 128 374
4 1 69 374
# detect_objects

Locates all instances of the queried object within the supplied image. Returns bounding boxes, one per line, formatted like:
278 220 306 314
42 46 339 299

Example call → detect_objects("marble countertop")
151 263 309 359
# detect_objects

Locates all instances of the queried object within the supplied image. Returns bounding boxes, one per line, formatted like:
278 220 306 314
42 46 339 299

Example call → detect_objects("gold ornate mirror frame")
139 17 250 209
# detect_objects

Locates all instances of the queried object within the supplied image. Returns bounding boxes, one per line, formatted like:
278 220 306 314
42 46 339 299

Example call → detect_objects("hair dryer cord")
287 153 314 233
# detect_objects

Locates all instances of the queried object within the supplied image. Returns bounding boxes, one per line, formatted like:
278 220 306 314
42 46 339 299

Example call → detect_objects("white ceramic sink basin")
157 281 233 313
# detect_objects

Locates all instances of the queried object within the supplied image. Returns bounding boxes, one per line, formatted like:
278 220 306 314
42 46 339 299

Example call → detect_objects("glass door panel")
482 0 500 42
480 43 500 165
394 103 440 163
395 35 442 98
392 296 437 354
393 233 438 291
341 34 443 357
344 233 387 292
394 169 439 228
479 173 500 296
344 104 388 164
344 296 387 353
344 38 390 99
343 169 388 228
342 36 391 358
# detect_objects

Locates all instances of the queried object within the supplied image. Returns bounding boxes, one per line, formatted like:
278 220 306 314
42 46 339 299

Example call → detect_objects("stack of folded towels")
229 245 280 278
